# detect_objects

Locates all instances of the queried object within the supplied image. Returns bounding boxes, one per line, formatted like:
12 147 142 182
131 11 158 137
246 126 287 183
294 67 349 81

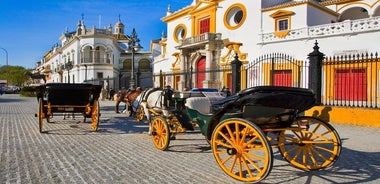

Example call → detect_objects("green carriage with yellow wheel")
149 86 341 183
35 83 102 133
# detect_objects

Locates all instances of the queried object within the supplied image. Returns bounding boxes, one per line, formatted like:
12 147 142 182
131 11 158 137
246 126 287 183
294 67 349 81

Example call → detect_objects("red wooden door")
334 68 366 100
273 70 292 87
200 18 210 34
197 57 206 88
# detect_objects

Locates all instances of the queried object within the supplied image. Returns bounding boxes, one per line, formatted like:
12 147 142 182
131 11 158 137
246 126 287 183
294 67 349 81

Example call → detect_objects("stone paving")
0 94 379 183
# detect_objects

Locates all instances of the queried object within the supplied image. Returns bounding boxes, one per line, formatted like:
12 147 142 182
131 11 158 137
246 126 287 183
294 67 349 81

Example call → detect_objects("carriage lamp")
65 60 73 83
125 28 142 90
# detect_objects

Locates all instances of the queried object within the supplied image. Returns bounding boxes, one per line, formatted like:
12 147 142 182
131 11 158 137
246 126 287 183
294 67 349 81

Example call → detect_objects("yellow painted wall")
305 106 380 127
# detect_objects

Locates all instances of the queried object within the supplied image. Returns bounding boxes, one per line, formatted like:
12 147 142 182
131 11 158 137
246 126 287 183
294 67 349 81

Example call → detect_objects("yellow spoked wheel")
211 118 273 183
135 105 145 121
151 116 170 151
38 98 45 133
278 116 341 170
91 100 100 131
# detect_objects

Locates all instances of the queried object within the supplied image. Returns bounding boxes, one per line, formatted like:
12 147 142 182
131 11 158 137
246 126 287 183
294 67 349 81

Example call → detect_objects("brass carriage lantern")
125 28 142 90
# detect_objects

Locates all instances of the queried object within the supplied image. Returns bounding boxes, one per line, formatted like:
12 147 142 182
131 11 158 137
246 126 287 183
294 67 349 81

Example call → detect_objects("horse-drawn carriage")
35 83 102 133
135 86 342 183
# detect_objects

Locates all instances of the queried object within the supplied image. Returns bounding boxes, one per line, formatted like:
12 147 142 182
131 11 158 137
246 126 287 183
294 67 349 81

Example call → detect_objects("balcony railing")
177 33 222 48
81 58 111 64
259 16 380 43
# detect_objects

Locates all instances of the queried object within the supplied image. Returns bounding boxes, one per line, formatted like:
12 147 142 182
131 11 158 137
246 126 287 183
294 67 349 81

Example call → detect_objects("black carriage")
35 83 102 133
148 86 342 183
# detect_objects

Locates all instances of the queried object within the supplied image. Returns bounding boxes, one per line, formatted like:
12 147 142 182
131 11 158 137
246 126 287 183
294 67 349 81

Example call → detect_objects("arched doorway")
196 56 206 88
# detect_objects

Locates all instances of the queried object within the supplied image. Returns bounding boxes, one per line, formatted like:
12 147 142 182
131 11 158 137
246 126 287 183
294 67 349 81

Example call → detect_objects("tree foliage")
0 65 31 86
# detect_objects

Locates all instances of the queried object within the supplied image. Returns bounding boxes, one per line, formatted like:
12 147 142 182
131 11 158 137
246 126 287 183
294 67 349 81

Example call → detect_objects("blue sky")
0 0 191 69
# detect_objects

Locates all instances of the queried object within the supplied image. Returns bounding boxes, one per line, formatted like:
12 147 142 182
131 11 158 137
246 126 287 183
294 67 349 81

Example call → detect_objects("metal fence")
322 52 380 108
244 53 309 88
153 68 232 90
245 52 380 108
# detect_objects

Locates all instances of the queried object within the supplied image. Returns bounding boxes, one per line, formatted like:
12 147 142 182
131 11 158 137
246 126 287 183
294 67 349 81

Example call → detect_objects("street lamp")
0 47 8 86
64 59 73 83
126 28 142 90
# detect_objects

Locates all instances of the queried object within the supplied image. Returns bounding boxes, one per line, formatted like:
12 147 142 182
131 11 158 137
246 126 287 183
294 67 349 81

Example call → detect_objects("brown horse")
115 87 142 116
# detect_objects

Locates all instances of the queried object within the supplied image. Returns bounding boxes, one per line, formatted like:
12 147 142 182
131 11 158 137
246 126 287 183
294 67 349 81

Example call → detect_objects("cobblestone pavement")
1 94 379 183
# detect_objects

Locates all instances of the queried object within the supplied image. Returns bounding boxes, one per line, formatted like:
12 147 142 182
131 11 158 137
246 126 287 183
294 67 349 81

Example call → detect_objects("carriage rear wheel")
38 98 44 133
211 118 273 183
135 105 145 121
91 100 100 131
278 116 341 170
151 116 170 150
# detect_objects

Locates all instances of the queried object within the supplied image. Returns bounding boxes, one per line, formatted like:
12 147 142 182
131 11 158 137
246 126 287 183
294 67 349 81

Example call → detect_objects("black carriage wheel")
151 116 170 150
38 98 44 133
135 105 145 121
211 118 273 183
91 100 100 131
278 116 342 170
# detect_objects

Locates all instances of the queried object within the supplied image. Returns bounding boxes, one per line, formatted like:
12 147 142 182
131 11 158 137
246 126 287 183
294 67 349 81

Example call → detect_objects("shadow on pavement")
266 146 379 183
0 95 30 103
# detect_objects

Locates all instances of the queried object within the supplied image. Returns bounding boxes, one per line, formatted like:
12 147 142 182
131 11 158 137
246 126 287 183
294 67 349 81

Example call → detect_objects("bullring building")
152 0 380 126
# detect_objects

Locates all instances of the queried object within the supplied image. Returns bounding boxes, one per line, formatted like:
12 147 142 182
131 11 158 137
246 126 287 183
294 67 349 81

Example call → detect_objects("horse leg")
141 102 152 135
128 104 134 117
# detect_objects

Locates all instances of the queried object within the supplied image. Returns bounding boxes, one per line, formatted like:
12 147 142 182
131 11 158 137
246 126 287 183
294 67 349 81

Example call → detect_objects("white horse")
132 88 171 133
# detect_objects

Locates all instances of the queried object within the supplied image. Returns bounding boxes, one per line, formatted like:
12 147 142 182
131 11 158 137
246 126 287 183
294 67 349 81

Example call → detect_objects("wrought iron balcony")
176 33 222 49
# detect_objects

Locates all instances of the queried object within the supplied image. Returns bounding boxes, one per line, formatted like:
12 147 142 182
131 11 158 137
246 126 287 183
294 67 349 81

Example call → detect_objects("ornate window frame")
270 10 294 38
224 3 247 30
173 24 187 43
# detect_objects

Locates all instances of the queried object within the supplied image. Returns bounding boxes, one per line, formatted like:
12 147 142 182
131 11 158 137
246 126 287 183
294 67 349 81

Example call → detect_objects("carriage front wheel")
151 116 170 150
135 105 145 121
91 100 100 131
278 116 342 170
211 118 273 183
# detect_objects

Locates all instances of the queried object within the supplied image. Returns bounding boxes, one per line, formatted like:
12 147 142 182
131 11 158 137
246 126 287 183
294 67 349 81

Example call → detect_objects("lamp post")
65 60 73 83
126 28 142 90
0 47 8 86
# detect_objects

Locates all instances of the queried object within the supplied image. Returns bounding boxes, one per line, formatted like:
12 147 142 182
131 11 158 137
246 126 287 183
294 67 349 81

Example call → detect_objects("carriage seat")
185 96 224 115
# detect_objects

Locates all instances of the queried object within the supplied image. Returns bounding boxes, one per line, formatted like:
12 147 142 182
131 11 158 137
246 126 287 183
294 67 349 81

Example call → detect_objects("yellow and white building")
154 0 380 126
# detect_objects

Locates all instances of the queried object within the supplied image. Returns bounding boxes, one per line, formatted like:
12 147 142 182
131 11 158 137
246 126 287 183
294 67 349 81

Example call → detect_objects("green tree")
0 65 31 86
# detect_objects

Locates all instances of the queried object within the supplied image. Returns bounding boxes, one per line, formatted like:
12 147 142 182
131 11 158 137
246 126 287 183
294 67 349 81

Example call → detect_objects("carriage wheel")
278 116 341 170
38 98 44 133
135 105 145 121
211 118 273 183
151 116 170 151
91 100 100 131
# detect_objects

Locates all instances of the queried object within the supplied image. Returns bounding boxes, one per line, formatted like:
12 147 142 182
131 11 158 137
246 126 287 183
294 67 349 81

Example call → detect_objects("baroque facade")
154 0 380 91
153 0 380 126
33 18 153 90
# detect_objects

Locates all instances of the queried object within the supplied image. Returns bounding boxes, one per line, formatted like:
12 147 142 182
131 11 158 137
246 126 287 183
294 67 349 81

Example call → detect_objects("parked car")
0 86 3 95
4 86 19 94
